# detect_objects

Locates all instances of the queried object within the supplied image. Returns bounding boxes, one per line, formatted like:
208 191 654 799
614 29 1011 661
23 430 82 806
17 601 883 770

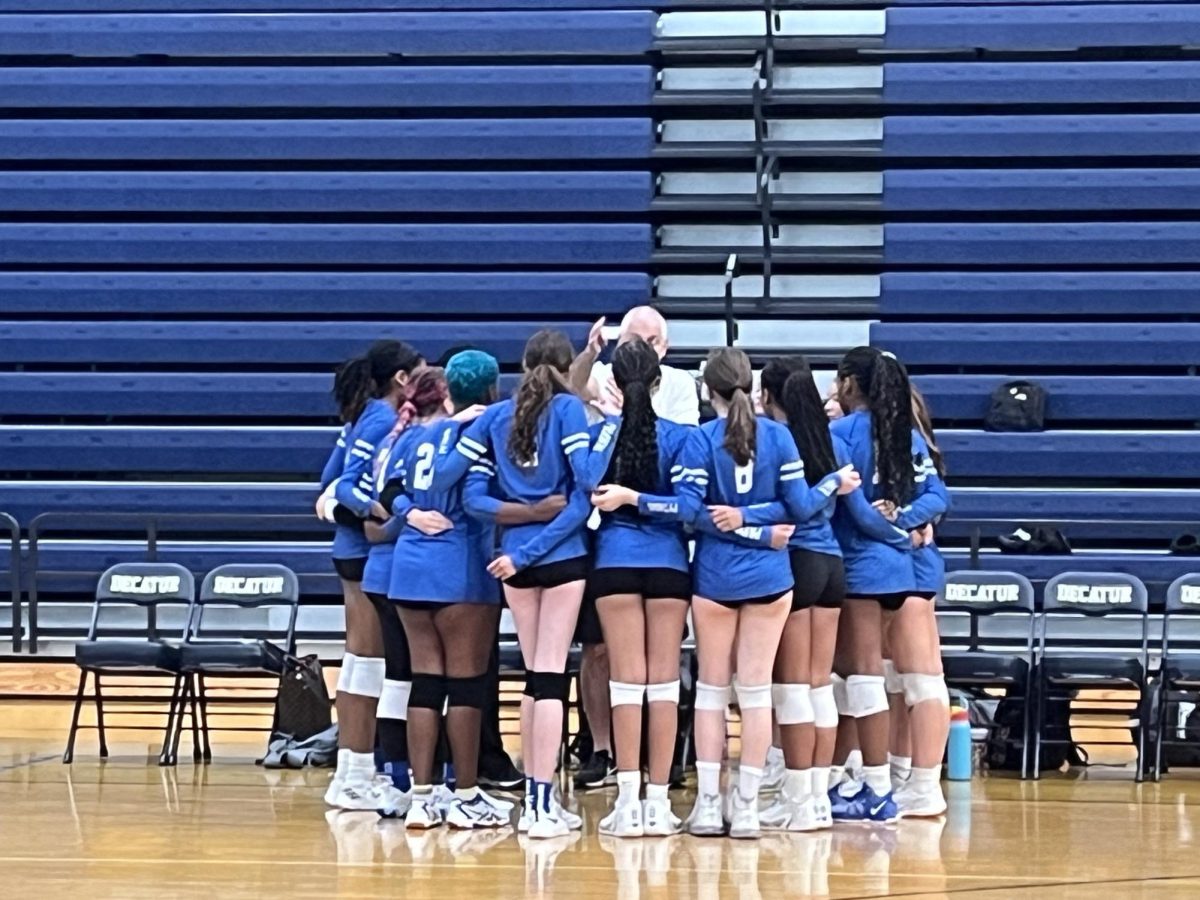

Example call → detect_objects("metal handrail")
26 511 329 653
1 513 20 652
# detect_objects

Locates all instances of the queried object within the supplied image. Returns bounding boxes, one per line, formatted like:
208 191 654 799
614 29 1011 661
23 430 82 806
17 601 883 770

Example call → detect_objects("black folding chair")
174 564 300 763
1034 572 1151 782
1153 573 1200 781
938 570 1037 779
65 562 196 765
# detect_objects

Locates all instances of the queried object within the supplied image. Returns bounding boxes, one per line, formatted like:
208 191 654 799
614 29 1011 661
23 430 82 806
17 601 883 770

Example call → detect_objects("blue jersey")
331 399 397 561
319 424 350 491
589 417 691 573
896 453 951 595
434 393 602 571
361 431 411 597
830 410 946 595
385 418 498 605
676 417 843 603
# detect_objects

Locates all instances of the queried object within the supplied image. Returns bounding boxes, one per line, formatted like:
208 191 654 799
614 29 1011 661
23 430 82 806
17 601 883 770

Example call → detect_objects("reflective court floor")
4 717 1200 899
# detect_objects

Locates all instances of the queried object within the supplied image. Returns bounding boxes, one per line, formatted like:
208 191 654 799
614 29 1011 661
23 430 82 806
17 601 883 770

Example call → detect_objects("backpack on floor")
985 380 1048 433
988 690 1086 772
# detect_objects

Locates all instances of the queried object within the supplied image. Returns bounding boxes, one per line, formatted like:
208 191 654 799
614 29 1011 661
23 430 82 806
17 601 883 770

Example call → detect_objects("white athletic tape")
377 679 411 720
609 681 647 708
772 683 815 725
811 684 839 729
346 655 385 699
846 674 889 718
336 653 358 694
646 680 681 704
883 659 904 695
695 681 732 711
735 681 773 711
902 672 950 708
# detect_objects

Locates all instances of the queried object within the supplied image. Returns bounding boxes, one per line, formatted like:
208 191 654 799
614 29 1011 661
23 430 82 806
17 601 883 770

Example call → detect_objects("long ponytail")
333 339 423 424
606 338 661 494
839 346 916 504
910 386 946 478
508 329 574 467
761 356 838 487
704 347 756 466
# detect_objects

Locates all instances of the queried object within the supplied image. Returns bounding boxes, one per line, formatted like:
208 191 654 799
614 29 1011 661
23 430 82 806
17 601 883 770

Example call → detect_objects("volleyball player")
755 356 853 831
433 330 603 839
674 348 859 839
319 340 422 812
828 347 948 823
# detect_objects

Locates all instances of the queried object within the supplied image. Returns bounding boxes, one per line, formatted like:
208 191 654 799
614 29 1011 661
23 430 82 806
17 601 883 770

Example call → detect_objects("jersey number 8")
734 462 755 495
411 443 436 491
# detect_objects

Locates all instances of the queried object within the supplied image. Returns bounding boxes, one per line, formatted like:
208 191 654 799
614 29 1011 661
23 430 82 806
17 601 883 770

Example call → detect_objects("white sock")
646 783 669 801
829 764 846 786
413 784 433 797
910 765 942 789
766 745 784 766
864 764 892 796
617 770 641 803
697 761 721 797
738 765 764 799
335 748 354 778
845 749 863 776
347 751 375 783
455 786 480 801
789 769 813 798
812 767 831 797
889 753 912 780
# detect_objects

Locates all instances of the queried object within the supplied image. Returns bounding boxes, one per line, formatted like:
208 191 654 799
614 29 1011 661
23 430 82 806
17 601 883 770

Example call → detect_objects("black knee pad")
523 671 535 698
446 673 488 709
408 673 447 711
530 670 570 703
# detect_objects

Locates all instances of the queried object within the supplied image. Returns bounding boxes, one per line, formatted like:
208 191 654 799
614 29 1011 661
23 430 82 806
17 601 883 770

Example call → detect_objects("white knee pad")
846 674 889 718
735 681 773 711
902 673 949 708
377 679 411 720
609 680 647 708
646 680 681 704
830 673 849 716
346 655 386 699
811 684 838 729
771 683 814 725
883 659 904 695
336 653 358 694
695 681 732 711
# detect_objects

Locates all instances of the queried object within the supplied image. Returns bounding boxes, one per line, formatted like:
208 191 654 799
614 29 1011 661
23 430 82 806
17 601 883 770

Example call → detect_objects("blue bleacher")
0 322 591 367
939 431 1200 481
0 66 656 108
874 323 1200 368
884 170 1200 211
0 272 649 316
0 120 655 161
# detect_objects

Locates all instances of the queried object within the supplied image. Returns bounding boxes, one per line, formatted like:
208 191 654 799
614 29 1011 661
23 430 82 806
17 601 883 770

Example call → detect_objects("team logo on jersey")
945 583 1020 604
108 574 182 595
213 576 286 596
1055 583 1132 606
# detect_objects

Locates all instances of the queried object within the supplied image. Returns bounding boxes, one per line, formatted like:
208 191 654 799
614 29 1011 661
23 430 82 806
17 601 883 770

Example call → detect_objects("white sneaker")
762 747 786 794
431 784 456 816
553 797 583 832
372 777 412 818
599 796 644 838
527 809 571 839
758 795 791 831
446 794 512 830
642 796 682 836
477 787 515 814
324 772 345 806
517 808 532 834
329 778 403 814
405 794 444 830
811 794 833 830
685 792 726 837
895 781 947 819
728 789 761 840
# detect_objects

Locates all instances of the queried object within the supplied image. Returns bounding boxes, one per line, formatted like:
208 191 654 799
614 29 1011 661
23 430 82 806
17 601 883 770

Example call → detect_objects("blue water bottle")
947 707 973 781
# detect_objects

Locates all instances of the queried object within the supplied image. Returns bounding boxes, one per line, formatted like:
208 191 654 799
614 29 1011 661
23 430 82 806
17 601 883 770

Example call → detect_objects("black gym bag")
985 380 1048 433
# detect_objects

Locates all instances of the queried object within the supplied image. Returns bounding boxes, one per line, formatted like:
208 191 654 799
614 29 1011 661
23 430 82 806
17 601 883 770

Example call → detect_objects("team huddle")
317 308 950 841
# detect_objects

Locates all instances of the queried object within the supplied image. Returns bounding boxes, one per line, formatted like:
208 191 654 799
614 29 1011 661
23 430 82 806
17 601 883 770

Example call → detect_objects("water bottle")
947 707 973 781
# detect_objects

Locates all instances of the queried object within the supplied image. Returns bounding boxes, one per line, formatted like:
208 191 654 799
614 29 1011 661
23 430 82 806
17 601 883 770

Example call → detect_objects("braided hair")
838 346 916 505
703 347 756 466
508 329 574 467
333 339 423 424
760 356 838 487
605 338 661 494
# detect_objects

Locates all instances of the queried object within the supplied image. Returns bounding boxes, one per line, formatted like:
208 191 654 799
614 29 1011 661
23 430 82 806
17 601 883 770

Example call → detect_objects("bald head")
618 306 669 359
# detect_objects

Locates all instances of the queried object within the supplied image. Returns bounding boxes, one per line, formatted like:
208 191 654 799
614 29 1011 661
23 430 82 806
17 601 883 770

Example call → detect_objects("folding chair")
1153 573 1200 781
938 570 1037 779
174 564 300 763
1034 572 1151 781
65 562 196 765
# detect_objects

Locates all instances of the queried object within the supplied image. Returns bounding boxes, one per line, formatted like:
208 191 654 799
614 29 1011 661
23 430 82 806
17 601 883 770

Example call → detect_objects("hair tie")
881 350 897 361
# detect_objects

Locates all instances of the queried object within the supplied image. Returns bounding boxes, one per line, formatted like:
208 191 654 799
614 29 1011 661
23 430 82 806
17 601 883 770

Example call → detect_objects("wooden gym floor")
4 701 1200 899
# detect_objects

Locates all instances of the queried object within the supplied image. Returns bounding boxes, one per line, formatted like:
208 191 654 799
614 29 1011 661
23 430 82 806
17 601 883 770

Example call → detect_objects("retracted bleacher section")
2 0 1200 657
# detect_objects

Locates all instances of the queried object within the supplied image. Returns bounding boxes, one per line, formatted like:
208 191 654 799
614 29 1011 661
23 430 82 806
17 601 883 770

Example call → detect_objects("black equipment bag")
988 690 1087 772
274 654 332 742
985 380 1048 433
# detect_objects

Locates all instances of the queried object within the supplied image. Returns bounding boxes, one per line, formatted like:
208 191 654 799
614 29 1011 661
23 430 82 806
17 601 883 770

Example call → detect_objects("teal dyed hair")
445 349 499 406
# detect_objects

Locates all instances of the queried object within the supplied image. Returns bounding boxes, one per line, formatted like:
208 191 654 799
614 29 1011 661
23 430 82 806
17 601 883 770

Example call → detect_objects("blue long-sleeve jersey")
676 417 842 602
361 431 412 597
899 454 951 595
319 424 350 491
385 418 499 605
331 399 398 561
830 410 943 595
433 393 601 572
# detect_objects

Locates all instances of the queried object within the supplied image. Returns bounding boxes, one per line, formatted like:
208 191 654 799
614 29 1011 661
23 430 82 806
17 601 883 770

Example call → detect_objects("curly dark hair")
604 338 661 494
507 329 574 467
704 347 756 466
332 339 423 424
761 356 838 487
838 346 916 505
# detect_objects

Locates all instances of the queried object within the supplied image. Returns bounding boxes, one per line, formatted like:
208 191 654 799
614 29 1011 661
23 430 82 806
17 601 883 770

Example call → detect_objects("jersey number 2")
411 443 436 490
734 462 755 495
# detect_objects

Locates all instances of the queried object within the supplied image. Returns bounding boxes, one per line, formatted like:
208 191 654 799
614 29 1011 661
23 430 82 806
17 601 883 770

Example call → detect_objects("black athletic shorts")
846 591 937 613
333 556 367 583
590 566 692 603
705 588 792 611
505 555 589 590
574 591 604 645
789 549 846 612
